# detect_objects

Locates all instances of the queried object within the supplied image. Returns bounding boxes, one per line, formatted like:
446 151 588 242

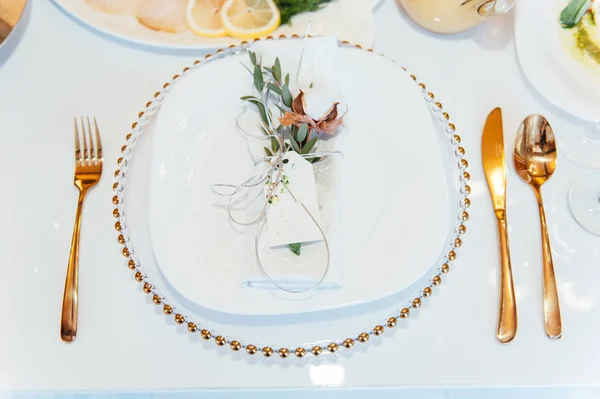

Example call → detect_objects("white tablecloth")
1 1 599 398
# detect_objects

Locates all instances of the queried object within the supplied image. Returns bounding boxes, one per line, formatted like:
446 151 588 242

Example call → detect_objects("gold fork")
60 117 103 343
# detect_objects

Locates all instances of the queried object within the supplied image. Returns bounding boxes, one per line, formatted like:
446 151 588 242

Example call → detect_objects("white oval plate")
147 40 458 316
515 0 600 122
52 0 375 50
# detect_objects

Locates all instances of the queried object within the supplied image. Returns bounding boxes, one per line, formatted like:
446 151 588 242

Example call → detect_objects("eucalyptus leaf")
297 123 308 142
253 65 264 92
259 124 270 136
302 136 318 154
264 147 273 157
267 83 282 95
289 134 301 153
274 57 282 82
560 0 590 28
241 62 254 76
285 73 290 86
268 108 275 124
282 84 293 107
249 51 257 65
274 103 287 113
247 98 268 124
240 95 258 101
263 66 274 74
271 137 280 152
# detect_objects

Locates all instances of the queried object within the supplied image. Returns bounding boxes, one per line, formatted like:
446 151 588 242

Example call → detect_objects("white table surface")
1 0 600 398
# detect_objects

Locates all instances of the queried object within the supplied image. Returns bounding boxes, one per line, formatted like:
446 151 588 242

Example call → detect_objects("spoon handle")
534 188 562 340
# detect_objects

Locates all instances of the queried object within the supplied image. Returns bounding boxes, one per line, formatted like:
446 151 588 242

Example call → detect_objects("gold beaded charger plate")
148 36 452 316
112 37 472 359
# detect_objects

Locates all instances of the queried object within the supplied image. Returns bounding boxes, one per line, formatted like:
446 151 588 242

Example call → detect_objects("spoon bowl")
513 114 562 340
513 114 557 187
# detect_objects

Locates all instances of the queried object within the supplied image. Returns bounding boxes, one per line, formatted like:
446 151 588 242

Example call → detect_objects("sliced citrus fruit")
186 0 227 38
220 0 280 39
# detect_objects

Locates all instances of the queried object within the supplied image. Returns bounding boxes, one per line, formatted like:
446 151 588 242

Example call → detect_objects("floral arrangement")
242 51 344 162
240 50 345 255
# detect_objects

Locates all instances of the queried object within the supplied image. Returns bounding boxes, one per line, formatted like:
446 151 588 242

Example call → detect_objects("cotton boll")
303 87 340 120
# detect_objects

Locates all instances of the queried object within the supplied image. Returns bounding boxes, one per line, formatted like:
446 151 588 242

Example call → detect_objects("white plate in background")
52 0 375 50
515 0 600 122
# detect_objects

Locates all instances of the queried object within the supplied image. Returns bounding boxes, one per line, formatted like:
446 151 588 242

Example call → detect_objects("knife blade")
482 107 518 344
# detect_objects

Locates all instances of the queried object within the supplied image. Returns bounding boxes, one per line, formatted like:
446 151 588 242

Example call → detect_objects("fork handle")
61 190 86 342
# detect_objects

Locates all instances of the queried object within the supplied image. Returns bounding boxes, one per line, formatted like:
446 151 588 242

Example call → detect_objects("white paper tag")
266 152 323 247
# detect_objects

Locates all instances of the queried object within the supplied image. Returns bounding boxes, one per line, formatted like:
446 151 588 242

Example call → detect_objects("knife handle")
495 212 517 344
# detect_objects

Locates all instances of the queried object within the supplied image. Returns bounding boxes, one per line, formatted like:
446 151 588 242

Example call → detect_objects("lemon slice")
220 0 280 39
186 0 227 38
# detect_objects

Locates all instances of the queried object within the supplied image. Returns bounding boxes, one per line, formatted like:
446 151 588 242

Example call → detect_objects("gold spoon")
513 114 562 340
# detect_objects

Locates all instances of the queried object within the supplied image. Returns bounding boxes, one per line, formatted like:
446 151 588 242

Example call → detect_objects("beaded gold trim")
112 36 471 358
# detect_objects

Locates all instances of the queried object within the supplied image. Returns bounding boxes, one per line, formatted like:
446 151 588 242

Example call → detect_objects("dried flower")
279 90 343 137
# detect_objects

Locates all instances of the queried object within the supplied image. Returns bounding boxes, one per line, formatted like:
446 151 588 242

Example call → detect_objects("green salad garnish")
275 0 334 25
560 0 591 28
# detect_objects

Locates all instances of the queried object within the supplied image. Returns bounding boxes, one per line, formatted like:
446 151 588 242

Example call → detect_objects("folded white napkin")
239 36 345 291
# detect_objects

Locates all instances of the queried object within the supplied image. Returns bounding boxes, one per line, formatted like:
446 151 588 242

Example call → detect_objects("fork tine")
86 117 93 164
81 117 90 164
93 117 103 162
74 118 82 164
86 117 96 164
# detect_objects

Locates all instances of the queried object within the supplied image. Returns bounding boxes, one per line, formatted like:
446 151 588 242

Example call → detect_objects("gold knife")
482 107 518 344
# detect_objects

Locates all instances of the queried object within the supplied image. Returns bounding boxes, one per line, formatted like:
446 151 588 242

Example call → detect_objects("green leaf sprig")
241 51 323 163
